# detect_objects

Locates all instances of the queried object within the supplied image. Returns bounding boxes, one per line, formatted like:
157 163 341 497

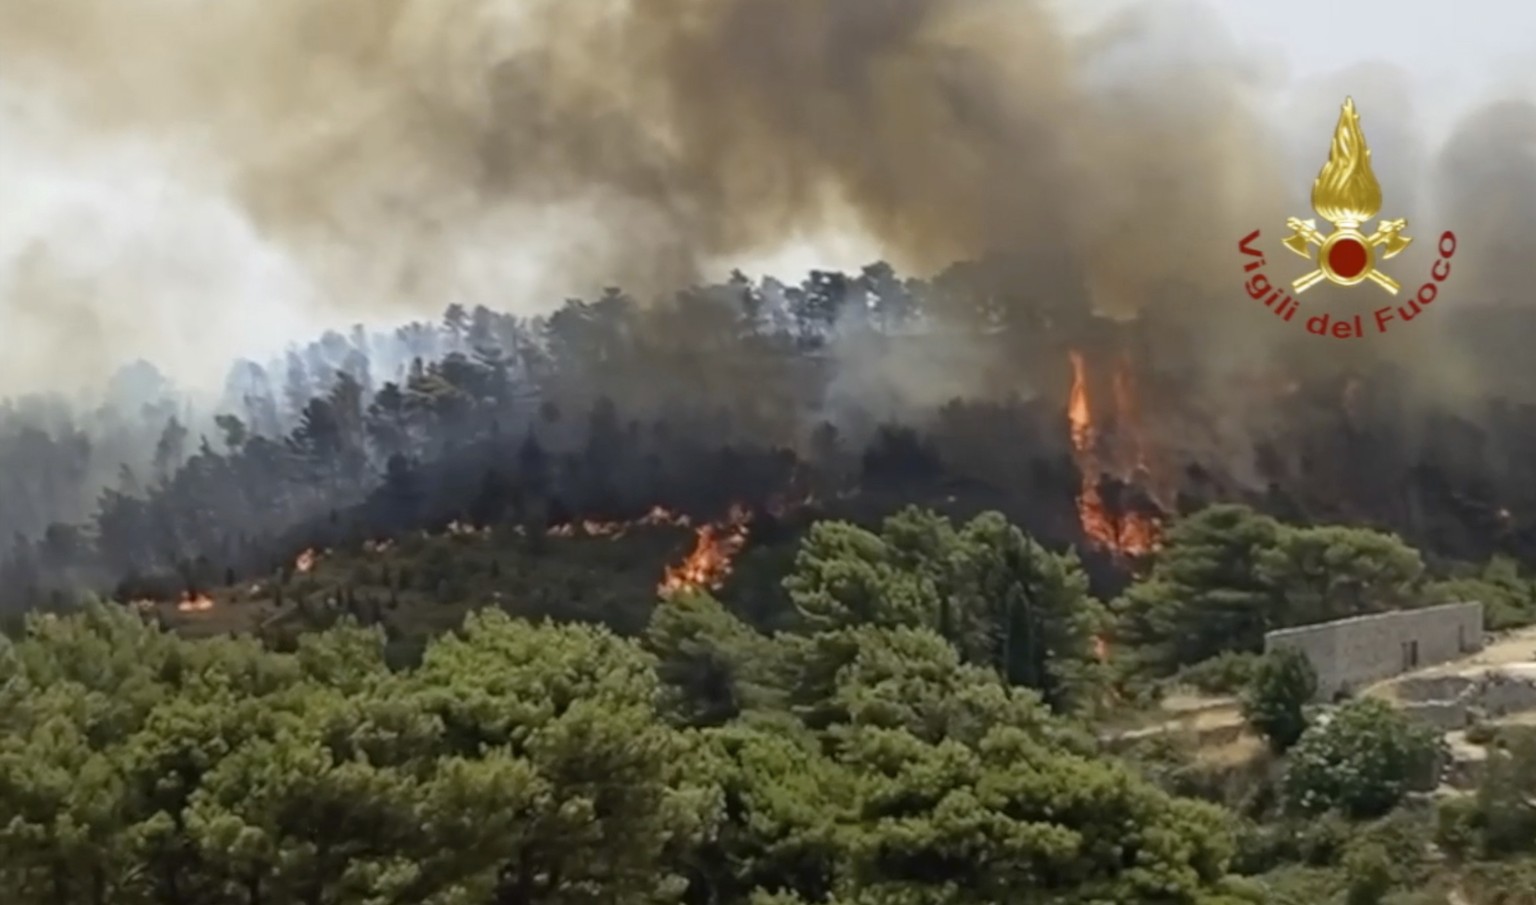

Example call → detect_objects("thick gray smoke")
0 0 1530 401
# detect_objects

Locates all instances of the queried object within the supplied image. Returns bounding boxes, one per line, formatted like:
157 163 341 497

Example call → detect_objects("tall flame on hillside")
1068 351 1115 547
658 504 753 597
1067 350 1161 558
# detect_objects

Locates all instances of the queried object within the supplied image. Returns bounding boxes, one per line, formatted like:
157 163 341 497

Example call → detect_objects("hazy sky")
1217 0 1533 141
1221 1 1534 87
1062 0 1533 120
1068 0 1534 73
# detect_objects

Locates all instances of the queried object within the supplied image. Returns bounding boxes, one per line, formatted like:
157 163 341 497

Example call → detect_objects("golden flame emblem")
1282 97 1412 294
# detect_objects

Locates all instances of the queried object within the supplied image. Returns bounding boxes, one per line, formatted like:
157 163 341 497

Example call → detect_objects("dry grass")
1194 730 1266 768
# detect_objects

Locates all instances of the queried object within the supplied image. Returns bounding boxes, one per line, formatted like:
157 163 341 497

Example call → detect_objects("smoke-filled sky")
0 0 1531 398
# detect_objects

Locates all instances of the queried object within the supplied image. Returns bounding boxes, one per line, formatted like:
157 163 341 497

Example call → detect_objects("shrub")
1242 647 1318 752
1229 811 1352 874
1434 795 1480 858
1464 721 1497 745
1179 651 1263 694
1342 842 1394 905
1296 812 1353 866
1425 558 1536 631
1438 728 1536 858
1282 698 1444 819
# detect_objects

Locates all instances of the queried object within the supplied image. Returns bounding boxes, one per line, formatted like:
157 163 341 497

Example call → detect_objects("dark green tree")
1116 506 1430 676
1255 524 1424 626
1113 505 1284 674
1241 646 1318 752
644 592 777 728
785 508 1104 712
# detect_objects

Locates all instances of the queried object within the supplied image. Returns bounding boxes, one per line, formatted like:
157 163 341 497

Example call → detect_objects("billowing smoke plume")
0 0 1531 399
1438 100 1536 305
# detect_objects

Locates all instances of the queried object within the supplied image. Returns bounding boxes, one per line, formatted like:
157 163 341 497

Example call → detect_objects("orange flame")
540 503 764 596
658 504 753 598
547 505 693 540
1067 350 1161 558
544 490 813 598
1068 350 1093 453
1068 351 1116 550
176 592 214 613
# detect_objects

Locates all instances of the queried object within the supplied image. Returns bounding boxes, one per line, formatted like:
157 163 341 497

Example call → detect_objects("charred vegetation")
2 267 1536 620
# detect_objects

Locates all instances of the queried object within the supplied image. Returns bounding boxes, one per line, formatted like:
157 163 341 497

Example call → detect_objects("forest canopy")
1 598 1240 904
3 503 1534 904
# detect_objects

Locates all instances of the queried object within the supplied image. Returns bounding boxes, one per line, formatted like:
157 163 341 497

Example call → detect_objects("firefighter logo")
1282 97 1412 295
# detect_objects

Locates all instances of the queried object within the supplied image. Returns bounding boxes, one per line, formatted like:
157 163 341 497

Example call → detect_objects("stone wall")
1394 669 1536 730
1263 602 1484 700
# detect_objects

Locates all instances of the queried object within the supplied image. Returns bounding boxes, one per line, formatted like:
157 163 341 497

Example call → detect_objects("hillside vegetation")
4 504 1535 904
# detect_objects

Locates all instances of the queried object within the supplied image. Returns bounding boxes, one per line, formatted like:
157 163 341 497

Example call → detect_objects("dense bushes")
1178 651 1262 695
0 511 1245 905
1242 647 1318 752
7 500 1534 904
1437 728 1536 860
1113 506 1434 676
1282 699 1444 819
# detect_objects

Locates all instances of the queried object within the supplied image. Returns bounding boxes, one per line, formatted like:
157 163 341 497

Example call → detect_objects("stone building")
1263 602 1484 700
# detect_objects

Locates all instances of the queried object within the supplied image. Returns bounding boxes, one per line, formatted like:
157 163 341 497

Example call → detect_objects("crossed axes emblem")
1281 217 1412 294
